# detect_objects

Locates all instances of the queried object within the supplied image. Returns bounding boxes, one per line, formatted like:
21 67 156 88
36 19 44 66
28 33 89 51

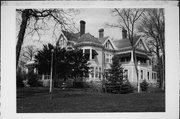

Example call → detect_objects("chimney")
80 20 86 36
122 28 127 39
99 28 104 38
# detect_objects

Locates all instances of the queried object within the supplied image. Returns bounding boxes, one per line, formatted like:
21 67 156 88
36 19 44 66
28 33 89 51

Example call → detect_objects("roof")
113 36 140 49
62 30 80 42
98 36 109 44
77 33 102 44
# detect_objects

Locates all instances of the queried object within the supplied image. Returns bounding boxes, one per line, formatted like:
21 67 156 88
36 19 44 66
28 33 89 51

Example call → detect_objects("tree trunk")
16 9 29 68
161 51 165 90
133 48 140 92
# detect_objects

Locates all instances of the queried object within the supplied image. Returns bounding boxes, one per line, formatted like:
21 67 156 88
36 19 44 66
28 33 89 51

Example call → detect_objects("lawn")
17 87 165 113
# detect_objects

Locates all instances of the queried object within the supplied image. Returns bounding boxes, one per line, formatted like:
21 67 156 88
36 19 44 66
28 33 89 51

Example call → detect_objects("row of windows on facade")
83 49 151 65
40 68 157 80
139 70 157 80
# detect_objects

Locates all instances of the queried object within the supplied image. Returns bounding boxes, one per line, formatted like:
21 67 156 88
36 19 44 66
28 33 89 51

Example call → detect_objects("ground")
17 87 165 113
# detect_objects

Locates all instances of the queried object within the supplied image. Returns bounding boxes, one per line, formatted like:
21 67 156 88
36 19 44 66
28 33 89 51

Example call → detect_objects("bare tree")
108 8 144 92
21 45 38 62
16 9 79 68
137 9 165 90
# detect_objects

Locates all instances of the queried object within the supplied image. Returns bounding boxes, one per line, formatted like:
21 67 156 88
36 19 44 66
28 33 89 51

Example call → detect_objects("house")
57 20 158 86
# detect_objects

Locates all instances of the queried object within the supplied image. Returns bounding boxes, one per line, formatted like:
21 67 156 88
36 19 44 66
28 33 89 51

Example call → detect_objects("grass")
17 87 165 113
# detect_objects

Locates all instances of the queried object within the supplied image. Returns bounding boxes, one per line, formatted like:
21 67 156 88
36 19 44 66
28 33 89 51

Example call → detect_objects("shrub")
120 80 134 94
140 80 149 91
73 81 84 88
87 81 103 93
27 72 41 87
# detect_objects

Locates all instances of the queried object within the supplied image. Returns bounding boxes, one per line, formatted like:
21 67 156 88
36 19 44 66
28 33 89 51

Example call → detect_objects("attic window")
105 42 110 49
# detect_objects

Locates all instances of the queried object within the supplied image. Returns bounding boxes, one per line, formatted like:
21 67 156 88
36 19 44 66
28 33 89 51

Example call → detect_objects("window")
124 69 128 79
99 67 101 79
95 67 98 78
141 70 143 79
152 73 156 80
147 72 149 80
106 53 112 63
154 73 156 80
84 49 90 60
106 42 110 49
90 67 94 78
106 54 109 63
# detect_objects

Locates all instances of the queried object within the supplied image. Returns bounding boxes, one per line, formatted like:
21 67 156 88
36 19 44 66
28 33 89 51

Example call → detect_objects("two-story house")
57 20 158 86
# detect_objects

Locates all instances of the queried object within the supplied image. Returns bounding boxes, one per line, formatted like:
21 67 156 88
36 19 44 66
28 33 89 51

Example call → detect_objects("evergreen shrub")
27 72 41 87
140 80 149 91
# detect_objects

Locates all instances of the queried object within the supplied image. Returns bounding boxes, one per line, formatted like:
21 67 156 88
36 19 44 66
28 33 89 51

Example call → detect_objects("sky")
73 8 122 39
21 8 123 48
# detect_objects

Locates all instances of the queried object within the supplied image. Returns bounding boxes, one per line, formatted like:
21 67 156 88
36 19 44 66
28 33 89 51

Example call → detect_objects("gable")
135 39 148 51
57 34 68 48
105 40 114 49
103 38 116 50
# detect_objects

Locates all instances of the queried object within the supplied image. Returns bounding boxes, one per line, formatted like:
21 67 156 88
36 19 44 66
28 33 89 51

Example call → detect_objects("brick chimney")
80 20 86 36
99 28 104 38
122 28 127 39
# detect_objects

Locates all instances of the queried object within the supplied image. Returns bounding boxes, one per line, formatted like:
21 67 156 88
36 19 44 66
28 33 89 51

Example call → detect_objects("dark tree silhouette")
34 43 89 82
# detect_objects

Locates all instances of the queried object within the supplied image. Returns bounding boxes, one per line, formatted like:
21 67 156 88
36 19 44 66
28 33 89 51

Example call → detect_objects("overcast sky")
74 8 122 39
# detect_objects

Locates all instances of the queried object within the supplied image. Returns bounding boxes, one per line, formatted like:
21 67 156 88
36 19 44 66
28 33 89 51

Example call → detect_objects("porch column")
131 51 134 62
82 48 85 54
90 48 92 60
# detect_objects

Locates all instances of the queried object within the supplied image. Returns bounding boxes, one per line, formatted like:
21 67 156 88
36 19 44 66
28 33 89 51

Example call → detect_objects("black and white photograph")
1 1 179 119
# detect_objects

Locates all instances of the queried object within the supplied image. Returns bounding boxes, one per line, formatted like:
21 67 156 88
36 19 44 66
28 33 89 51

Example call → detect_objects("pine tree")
108 55 124 85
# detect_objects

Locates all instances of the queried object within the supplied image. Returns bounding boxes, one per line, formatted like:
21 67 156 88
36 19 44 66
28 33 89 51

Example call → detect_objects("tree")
108 8 144 92
108 55 124 85
34 43 54 75
66 49 90 82
34 43 89 83
137 9 165 90
22 45 38 61
16 9 79 68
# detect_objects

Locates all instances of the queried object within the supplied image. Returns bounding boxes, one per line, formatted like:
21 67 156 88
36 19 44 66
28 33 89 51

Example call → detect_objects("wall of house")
79 46 104 82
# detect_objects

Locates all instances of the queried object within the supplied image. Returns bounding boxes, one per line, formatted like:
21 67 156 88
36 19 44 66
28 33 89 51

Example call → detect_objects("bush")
27 72 41 87
105 82 121 94
16 72 25 88
140 80 149 92
120 80 134 94
73 81 84 88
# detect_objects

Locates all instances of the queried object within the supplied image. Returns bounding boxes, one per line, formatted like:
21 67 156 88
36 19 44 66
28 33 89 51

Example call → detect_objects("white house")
57 20 158 86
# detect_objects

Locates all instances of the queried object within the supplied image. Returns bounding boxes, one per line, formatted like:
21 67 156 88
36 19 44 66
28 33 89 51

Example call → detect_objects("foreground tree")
137 9 165 90
16 9 79 68
108 8 144 92
106 55 133 94
34 43 89 83
108 55 124 85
